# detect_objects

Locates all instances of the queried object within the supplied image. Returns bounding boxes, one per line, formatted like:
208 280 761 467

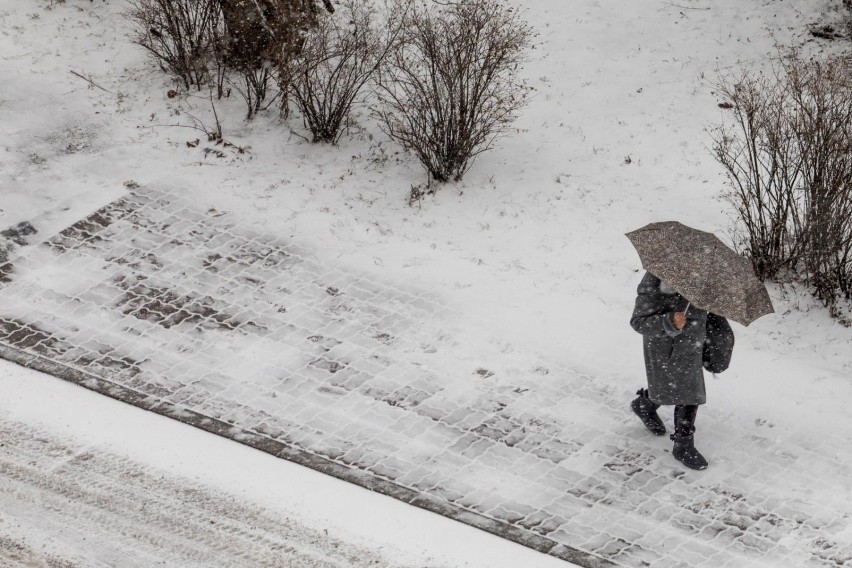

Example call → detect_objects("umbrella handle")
684 302 691 314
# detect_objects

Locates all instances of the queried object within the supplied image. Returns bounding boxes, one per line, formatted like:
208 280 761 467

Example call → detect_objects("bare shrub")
129 0 334 116
788 59 852 310
713 53 852 314
289 0 401 143
209 30 229 99
229 67 274 120
375 0 534 183
218 0 333 67
184 90 224 142
128 0 223 90
219 0 334 118
712 68 801 280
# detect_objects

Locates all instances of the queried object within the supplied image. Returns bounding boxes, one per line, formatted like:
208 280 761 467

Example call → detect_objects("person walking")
625 221 774 470
629 271 733 470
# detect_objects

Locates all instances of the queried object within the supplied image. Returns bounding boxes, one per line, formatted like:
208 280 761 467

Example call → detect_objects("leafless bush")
209 31 229 99
713 53 852 313
290 0 401 143
184 90 224 142
218 0 330 67
129 0 335 116
128 0 223 90
375 0 534 183
789 58 852 310
218 0 334 118
229 67 274 120
713 68 801 280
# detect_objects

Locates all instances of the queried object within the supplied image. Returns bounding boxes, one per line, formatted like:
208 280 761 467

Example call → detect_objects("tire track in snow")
0 418 414 568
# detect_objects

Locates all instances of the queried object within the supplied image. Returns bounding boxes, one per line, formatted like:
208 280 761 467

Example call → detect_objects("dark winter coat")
630 272 710 406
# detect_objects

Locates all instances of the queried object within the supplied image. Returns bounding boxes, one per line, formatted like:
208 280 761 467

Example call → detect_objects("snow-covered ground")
0 359 571 568
3 0 849 387
2 0 852 565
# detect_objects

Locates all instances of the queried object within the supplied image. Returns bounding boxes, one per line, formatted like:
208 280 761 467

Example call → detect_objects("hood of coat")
658 279 678 295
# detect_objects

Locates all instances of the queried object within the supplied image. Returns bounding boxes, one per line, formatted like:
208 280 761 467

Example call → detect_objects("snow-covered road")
0 417 408 567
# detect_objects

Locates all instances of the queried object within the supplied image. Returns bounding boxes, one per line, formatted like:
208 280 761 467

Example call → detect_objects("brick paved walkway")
0 187 849 567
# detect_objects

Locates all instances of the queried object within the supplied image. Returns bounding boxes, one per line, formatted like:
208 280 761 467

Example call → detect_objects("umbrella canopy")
626 221 774 326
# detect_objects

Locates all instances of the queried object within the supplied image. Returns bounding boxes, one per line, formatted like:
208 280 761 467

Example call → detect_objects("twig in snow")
139 123 213 133
661 1 710 10
69 70 114 94
287 128 311 144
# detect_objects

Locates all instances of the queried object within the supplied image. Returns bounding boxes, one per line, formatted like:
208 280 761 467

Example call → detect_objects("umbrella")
626 221 774 326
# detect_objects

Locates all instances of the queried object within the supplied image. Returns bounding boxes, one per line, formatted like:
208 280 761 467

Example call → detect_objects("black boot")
630 388 666 436
671 405 708 470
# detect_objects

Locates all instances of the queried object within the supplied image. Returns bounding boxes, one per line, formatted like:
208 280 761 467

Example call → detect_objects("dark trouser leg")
671 404 708 470
674 404 698 437
631 388 666 436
